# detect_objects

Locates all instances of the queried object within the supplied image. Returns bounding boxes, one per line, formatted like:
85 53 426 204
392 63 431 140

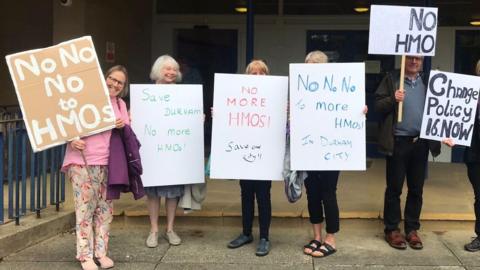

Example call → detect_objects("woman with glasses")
62 65 130 270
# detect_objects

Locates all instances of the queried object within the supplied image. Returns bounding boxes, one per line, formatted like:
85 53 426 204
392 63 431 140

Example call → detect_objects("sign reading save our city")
420 70 480 146
368 5 438 56
5 36 115 152
210 73 288 181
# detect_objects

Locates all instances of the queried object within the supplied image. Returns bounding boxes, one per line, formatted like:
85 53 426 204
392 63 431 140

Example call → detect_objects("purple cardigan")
107 125 145 200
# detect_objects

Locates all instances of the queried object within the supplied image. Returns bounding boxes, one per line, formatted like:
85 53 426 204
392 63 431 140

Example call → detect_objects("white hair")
305 50 328 63
149 55 182 83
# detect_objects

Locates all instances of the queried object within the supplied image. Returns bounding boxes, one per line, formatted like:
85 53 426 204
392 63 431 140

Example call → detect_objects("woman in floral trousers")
62 65 130 270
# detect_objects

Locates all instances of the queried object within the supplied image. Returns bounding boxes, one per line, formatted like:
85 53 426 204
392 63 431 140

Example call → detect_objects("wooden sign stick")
71 136 92 179
398 55 406 123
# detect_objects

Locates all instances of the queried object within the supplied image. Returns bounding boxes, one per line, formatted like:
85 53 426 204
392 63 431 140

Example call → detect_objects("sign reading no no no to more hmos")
420 71 480 146
130 84 205 187
368 5 438 56
5 36 115 152
289 63 366 171
210 73 289 181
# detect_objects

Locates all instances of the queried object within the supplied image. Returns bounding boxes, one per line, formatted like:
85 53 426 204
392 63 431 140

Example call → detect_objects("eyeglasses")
107 76 125 87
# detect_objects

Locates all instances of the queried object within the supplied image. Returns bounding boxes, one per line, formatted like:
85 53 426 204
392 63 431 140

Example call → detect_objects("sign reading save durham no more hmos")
420 70 480 147
130 84 205 187
5 36 115 152
368 5 438 56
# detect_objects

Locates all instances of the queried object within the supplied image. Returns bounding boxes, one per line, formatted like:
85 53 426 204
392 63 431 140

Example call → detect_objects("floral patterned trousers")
68 165 113 261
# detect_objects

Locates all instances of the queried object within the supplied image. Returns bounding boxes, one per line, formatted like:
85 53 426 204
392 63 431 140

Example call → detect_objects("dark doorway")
451 30 480 162
174 28 238 154
306 30 395 158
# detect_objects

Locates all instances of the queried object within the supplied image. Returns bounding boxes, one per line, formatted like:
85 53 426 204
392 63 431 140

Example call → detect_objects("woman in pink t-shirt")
62 65 130 270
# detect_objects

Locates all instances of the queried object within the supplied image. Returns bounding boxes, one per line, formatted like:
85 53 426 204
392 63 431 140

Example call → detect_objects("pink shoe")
96 256 114 269
81 259 98 270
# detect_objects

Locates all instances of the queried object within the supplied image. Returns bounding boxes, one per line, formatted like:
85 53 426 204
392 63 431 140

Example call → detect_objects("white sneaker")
164 230 181 245
145 231 158 248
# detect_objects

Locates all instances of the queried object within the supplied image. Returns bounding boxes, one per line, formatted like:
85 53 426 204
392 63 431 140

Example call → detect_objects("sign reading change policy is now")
420 70 480 146
130 84 204 187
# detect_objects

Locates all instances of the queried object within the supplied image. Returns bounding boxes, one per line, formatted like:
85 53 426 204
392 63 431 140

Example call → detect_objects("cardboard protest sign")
210 73 288 180
5 36 115 152
289 63 366 171
368 5 438 56
130 84 204 187
420 70 480 146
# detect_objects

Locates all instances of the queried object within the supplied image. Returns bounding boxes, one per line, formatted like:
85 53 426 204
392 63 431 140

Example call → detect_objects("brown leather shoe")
385 230 407 250
406 230 423 250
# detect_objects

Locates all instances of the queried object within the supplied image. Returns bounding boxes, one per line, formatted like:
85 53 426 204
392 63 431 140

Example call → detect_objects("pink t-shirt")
61 97 130 171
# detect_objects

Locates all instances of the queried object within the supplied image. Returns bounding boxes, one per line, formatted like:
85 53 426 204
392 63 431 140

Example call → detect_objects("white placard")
420 70 480 146
289 63 366 171
130 84 204 187
368 5 438 56
210 73 288 180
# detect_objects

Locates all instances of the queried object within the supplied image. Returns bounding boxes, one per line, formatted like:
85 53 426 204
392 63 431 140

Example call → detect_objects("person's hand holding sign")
115 118 125 129
71 139 86 151
442 138 455 147
395 89 405 102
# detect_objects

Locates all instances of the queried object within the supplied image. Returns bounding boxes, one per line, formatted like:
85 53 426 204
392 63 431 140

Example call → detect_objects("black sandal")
303 240 322 255
311 243 336 258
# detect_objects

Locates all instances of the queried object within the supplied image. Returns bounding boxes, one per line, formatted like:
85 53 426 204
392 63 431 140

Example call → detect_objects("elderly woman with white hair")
145 55 184 248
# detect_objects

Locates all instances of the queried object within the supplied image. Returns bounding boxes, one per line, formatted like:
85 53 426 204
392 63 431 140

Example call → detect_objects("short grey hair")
305 50 328 64
150 55 182 83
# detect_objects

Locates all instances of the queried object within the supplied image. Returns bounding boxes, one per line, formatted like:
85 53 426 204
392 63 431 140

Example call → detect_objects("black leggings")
240 180 272 240
304 171 340 234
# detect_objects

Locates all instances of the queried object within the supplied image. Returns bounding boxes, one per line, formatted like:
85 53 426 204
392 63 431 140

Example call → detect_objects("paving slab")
4 229 169 264
160 225 312 266
0 262 79 270
314 266 466 270
436 230 480 268
155 262 313 270
3 231 75 262
0 262 157 270
107 229 169 263
313 220 461 268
